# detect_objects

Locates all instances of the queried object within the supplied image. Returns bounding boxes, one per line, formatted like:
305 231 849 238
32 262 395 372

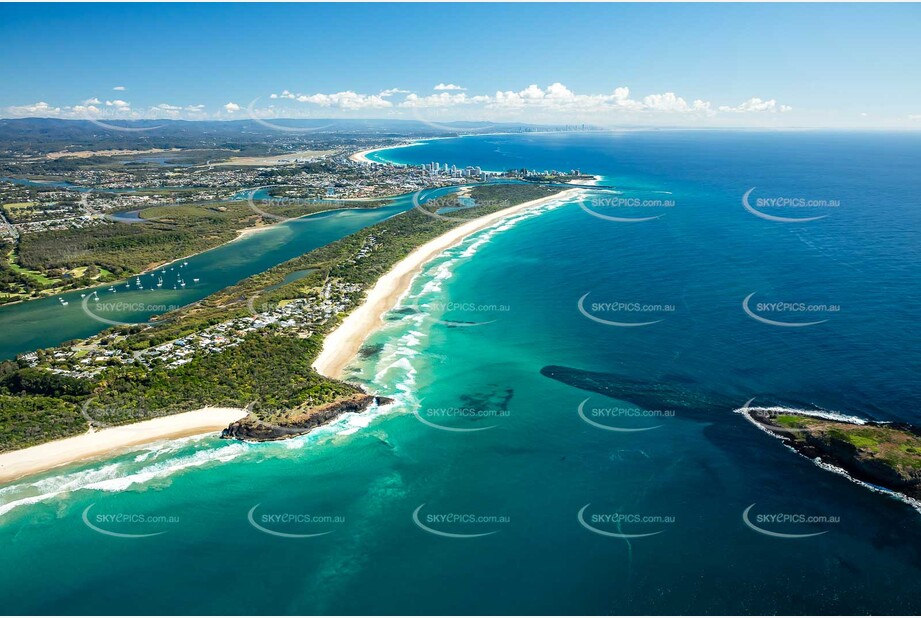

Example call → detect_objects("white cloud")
71 104 100 116
294 91 393 110
718 97 792 113
483 83 709 115
399 92 487 108
113 86 126 91
0 84 797 125
4 101 63 117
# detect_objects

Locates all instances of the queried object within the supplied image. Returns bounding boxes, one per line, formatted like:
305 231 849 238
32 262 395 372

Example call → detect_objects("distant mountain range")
0 118 601 155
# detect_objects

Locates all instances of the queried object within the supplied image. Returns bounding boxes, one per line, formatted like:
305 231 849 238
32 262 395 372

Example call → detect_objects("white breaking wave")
0 441 249 517
734 404 870 425
735 404 921 515
351 192 579 434
2 190 582 518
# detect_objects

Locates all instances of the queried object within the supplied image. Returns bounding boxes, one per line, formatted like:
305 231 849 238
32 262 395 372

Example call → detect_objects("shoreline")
0 188 406 310
0 407 247 485
349 141 423 165
313 186 582 378
0 188 581 485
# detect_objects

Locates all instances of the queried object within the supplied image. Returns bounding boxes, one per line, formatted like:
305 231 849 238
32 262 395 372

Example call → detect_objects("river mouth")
0 190 426 360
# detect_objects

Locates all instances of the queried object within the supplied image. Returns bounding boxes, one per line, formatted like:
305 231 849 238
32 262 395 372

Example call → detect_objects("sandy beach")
0 407 247 484
0 185 582 484
349 141 422 164
314 187 582 378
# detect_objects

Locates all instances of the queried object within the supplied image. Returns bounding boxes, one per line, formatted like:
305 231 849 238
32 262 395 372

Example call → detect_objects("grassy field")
773 414 921 473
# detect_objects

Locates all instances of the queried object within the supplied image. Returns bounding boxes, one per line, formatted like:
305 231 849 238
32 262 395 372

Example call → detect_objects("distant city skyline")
2 3 920 128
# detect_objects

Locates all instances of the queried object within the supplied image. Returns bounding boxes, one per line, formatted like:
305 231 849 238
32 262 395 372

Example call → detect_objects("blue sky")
1 3 920 128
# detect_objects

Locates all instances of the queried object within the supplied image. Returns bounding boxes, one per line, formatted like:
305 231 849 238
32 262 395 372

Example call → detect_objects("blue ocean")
1 131 920 614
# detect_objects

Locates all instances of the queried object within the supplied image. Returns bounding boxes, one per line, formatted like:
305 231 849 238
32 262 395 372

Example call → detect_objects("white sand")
0 183 587 484
314 187 582 378
0 407 247 484
349 141 422 164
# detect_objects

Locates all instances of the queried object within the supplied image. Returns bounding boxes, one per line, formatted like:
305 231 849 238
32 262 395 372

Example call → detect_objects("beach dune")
0 407 247 484
314 187 581 378
0 186 580 485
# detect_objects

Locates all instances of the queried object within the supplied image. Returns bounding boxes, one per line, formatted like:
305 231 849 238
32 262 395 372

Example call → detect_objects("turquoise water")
0 191 437 359
1 132 920 614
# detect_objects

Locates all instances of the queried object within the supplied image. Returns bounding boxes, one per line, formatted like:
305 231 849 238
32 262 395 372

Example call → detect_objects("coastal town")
23 254 370 379
0 118 587 465
1 145 589 237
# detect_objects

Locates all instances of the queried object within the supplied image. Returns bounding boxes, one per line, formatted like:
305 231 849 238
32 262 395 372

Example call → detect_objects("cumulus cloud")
399 92 487 108
0 84 795 124
294 91 393 110
718 97 792 113
4 101 62 117
113 86 126 91
105 99 131 111
482 83 707 115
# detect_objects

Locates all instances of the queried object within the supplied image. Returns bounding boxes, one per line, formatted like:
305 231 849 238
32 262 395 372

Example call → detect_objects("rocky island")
739 403 921 505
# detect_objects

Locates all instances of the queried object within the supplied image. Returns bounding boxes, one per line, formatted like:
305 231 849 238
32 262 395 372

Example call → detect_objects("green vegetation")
757 411 921 498
84 334 359 426
821 425 921 472
0 183 562 451
774 414 817 429
17 202 259 275
0 395 84 451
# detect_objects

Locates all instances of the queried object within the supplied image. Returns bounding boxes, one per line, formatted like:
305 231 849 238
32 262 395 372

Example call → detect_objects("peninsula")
0 179 579 481
738 403 921 504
